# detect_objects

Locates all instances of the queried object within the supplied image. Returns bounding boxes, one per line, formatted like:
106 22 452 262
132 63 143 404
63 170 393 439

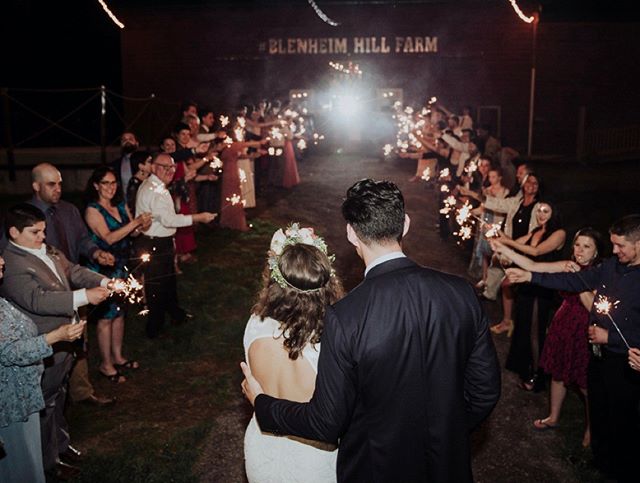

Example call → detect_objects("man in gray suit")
0 204 115 480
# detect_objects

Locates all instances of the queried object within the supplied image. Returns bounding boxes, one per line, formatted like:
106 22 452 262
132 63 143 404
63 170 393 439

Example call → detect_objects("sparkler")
297 139 307 150
594 295 629 349
219 115 230 127
226 193 246 207
383 144 393 156
421 167 431 181
238 168 247 183
440 184 450 193
439 167 450 180
209 156 223 170
455 201 473 226
112 274 145 305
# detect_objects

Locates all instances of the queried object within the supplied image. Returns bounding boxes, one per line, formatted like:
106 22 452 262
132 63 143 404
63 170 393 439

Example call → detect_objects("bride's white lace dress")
243 314 337 483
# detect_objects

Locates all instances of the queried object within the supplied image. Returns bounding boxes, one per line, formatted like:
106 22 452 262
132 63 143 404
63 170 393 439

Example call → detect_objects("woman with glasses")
84 166 151 382
496 201 566 392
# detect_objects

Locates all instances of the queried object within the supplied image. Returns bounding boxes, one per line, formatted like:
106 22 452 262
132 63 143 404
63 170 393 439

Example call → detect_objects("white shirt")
136 174 193 237
364 251 406 277
10 241 108 309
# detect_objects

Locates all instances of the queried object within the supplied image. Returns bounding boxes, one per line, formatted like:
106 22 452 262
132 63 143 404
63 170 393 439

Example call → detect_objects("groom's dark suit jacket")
255 257 501 482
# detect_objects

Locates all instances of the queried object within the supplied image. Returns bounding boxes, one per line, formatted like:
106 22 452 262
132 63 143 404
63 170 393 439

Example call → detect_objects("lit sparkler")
297 139 307 150
594 294 630 349
238 168 247 183
439 167 450 180
455 201 473 226
421 167 431 181
209 156 223 170
383 144 393 156
111 274 144 305
226 193 246 207
220 115 230 127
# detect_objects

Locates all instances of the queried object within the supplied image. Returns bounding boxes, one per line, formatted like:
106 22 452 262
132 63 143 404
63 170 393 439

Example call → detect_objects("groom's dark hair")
342 179 405 244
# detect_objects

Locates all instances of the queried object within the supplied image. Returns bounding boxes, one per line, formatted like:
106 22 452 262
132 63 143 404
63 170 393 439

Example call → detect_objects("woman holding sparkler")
495 228 603 447
498 201 566 392
84 167 151 382
215 134 266 231
481 173 542 334
243 225 343 482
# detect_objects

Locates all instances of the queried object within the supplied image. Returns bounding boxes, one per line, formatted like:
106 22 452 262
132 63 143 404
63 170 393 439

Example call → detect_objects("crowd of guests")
397 100 640 482
0 98 308 482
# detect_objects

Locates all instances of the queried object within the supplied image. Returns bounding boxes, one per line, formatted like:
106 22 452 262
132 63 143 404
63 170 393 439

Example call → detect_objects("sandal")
99 369 126 383
533 418 558 431
114 360 139 371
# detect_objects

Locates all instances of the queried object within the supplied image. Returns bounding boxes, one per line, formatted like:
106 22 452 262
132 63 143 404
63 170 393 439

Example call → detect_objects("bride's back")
248 336 317 402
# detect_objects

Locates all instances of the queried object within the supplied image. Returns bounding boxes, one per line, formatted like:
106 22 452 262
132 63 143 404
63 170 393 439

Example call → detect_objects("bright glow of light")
508 0 535 23
383 144 393 156
98 0 124 29
220 115 230 127
308 0 339 26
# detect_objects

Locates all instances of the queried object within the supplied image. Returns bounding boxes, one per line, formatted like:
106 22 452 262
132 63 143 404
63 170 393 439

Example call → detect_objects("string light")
98 0 125 29
507 0 535 23
308 0 339 26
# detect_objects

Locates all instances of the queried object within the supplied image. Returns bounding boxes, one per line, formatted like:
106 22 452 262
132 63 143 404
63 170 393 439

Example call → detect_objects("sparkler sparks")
383 144 393 156
421 167 431 181
594 295 630 349
111 274 144 304
209 156 223 170
297 139 307 150
594 295 620 316
226 193 246 206
219 115 230 127
238 168 247 183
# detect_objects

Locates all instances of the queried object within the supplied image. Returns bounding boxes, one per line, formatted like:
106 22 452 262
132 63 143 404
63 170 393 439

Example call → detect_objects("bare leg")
548 379 567 423
501 281 514 325
97 318 125 381
580 387 591 447
110 315 126 365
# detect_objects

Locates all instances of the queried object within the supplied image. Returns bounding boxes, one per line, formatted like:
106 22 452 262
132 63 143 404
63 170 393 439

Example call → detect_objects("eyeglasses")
154 163 176 170
99 180 118 186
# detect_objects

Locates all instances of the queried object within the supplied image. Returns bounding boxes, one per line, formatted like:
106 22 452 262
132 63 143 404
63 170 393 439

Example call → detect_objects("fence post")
1 87 16 181
100 85 107 164
576 106 586 161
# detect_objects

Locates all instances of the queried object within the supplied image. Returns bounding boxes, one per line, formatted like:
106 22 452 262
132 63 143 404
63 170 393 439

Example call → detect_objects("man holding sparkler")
135 152 217 339
0 203 123 481
505 214 640 482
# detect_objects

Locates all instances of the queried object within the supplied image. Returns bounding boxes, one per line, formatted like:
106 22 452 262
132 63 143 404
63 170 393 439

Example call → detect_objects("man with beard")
112 132 139 203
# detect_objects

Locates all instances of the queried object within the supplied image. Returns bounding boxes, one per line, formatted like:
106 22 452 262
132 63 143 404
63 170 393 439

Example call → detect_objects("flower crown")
268 223 335 293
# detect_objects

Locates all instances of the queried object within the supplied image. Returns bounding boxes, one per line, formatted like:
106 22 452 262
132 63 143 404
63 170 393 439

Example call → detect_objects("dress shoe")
59 445 84 464
48 461 81 481
78 393 116 407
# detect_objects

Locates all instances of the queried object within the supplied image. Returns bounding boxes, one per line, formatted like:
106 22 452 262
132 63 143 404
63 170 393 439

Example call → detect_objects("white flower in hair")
268 223 334 292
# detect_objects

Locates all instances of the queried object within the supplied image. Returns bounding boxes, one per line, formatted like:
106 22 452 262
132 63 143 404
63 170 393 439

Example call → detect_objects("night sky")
2 0 638 89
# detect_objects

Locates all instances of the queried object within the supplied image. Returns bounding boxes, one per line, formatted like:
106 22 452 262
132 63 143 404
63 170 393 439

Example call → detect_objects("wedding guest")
495 227 603 447
500 202 566 391
111 132 139 203
481 173 541 336
242 179 500 482
0 204 114 480
244 225 343 482
84 167 151 382
135 153 216 338
26 163 116 408
0 256 86 483
505 214 640 482
126 151 152 216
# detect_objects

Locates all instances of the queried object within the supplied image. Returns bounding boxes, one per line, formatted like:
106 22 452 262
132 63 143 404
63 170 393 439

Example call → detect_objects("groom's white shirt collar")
364 251 406 277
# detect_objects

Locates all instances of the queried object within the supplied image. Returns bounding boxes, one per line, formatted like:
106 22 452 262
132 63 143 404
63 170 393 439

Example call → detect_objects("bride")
243 224 344 482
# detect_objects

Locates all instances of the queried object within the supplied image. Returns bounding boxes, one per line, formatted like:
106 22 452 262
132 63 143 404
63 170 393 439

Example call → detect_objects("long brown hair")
252 244 344 360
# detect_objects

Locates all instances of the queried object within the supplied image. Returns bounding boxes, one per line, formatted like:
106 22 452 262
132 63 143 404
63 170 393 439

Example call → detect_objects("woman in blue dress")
84 167 151 382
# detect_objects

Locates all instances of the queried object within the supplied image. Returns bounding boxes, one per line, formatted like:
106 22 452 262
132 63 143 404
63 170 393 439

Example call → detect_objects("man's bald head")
32 163 62 204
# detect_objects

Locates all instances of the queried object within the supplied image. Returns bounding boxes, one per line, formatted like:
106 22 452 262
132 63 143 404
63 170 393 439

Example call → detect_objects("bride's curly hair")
252 244 344 360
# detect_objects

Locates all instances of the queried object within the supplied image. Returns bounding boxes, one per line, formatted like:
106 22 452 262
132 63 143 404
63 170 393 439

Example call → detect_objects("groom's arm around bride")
242 179 500 482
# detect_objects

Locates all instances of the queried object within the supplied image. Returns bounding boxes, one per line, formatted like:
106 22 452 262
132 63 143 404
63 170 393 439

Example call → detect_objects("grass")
66 218 277 483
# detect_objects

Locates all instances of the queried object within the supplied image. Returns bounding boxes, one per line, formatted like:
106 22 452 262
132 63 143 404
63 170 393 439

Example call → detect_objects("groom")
241 179 500 482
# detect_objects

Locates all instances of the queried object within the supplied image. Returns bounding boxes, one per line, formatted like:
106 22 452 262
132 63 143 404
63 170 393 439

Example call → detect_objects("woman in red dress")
495 227 603 447
218 137 264 231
